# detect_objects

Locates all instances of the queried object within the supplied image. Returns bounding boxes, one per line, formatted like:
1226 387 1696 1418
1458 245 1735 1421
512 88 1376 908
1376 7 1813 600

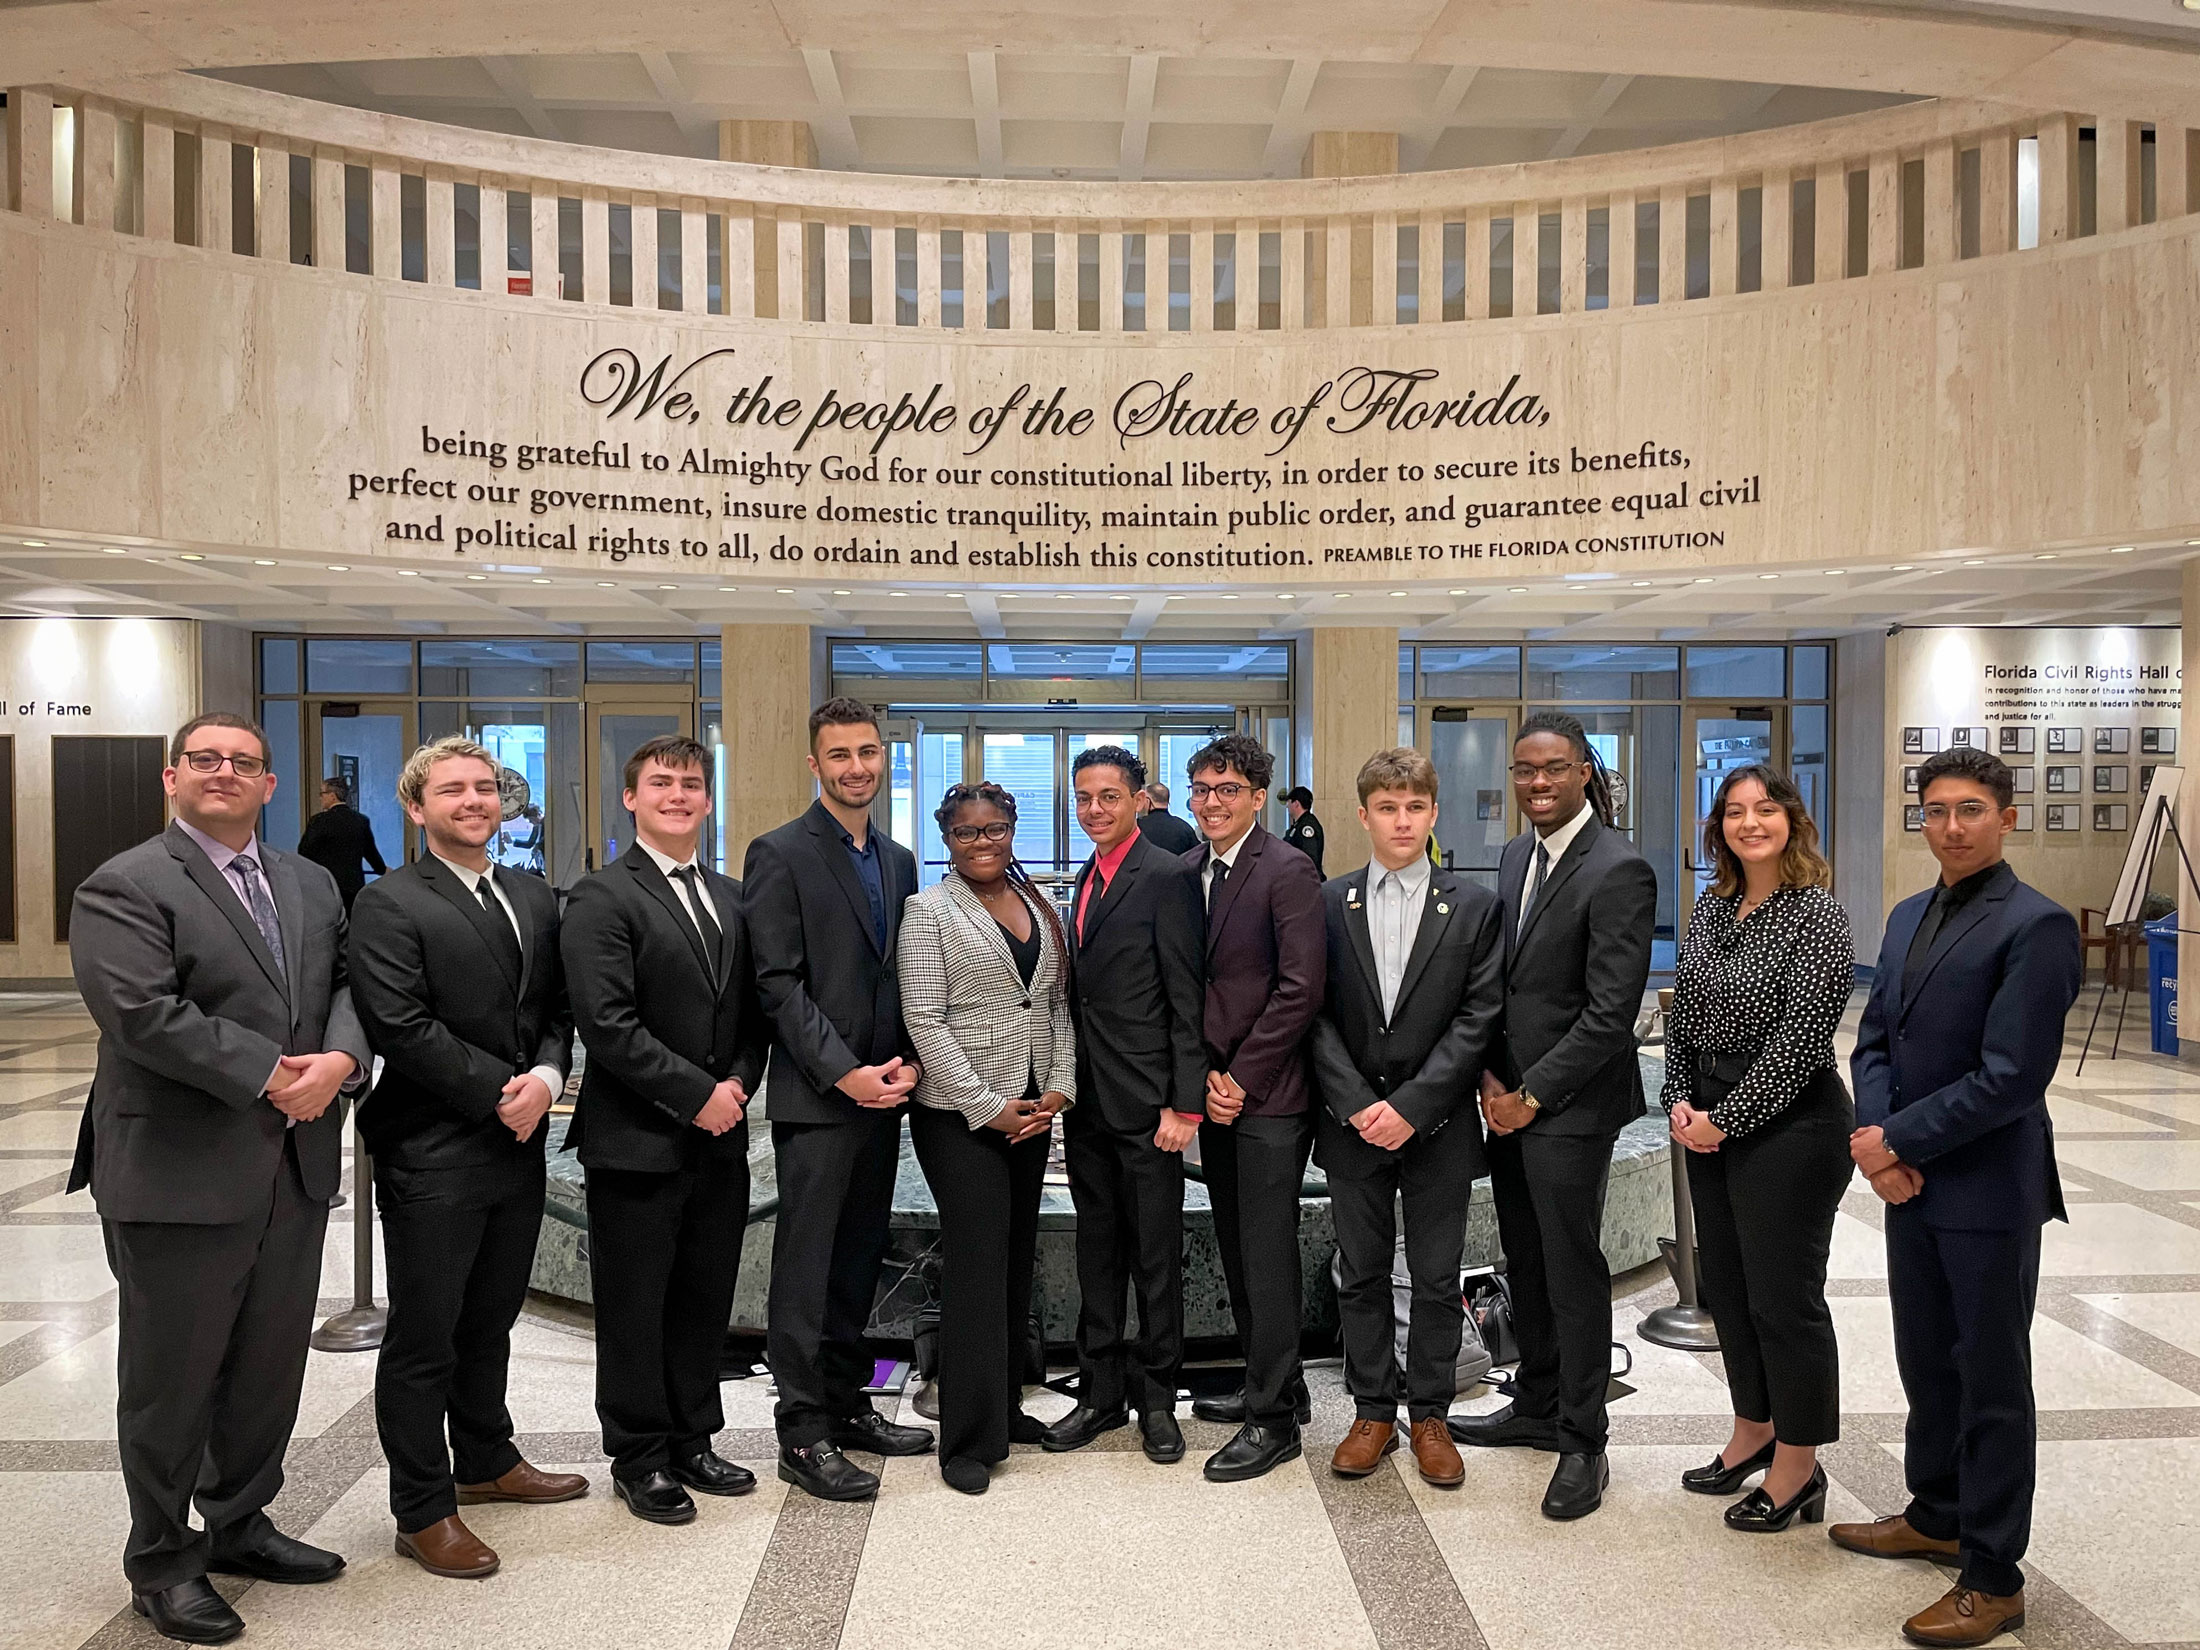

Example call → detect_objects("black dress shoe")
1202 1422 1303 1484
1724 1464 1827 1533
1191 1387 1312 1426
669 1449 757 1496
830 1410 936 1457
613 1470 697 1525
1140 1409 1185 1464
1040 1404 1129 1453
1449 1404 1562 1452
778 1442 881 1502
132 1578 245 1646
1541 1451 1609 1520
207 1527 346 1584
1681 1439 1777 1496
1008 1411 1047 1446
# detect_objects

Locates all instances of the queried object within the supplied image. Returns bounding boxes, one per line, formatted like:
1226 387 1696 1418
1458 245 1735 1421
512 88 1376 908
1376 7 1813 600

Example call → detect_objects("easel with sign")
2078 767 2199 1072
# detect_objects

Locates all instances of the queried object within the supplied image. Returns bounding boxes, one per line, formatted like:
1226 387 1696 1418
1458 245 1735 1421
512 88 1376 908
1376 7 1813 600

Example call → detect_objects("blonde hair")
396 737 501 810
1356 746 1439 805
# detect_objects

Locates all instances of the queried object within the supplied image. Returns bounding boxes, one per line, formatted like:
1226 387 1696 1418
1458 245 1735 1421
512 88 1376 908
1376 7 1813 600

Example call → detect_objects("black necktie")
1208 856 1229 911
474 874 523 978
673 865 724 976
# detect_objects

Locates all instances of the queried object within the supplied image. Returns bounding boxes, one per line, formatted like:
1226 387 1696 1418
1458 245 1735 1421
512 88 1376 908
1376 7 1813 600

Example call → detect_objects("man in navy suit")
1835 745 2080 1649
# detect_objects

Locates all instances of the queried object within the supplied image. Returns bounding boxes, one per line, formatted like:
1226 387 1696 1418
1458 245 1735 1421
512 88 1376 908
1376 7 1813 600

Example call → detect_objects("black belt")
1691 1049 1756 1084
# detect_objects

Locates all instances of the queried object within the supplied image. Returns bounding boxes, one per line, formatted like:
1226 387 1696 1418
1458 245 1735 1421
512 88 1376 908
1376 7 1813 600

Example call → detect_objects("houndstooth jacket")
895 873 1077 1130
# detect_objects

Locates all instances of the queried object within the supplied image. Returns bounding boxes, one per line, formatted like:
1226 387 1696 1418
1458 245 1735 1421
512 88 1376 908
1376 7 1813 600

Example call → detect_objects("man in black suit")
296 775 387 908
1042 745 1208 1465
1181 733 1327 1484
1455 711 1656 1522
1834 747 2081 1649
562 735 770 1526
349 737 584 1580
1310 749 1503 1488
69 713 371 1646
745 697 932 1502
1137 781 1199 855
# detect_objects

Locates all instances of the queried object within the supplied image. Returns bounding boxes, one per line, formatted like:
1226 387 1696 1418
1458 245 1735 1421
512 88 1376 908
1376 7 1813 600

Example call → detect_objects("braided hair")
933 781 1067 958
1515 710 1619 828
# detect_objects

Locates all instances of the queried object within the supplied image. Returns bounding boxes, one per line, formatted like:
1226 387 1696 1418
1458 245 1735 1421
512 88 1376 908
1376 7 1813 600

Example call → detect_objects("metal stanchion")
312 1120 386 1352
1639 987 1718 1352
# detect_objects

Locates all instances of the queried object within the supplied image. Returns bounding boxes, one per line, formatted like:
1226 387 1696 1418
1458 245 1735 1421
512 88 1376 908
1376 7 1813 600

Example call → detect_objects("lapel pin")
1437 902 1450 914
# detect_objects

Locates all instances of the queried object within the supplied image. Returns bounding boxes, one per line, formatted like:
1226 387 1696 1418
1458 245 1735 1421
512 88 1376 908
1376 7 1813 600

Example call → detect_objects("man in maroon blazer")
1180 733 1327 1483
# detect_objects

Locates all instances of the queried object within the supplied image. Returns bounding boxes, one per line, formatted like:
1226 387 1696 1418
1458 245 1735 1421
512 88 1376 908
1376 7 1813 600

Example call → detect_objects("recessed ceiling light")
398 569 419 576
103 547 129 555
657 584 678 590
1388 590 1407 598
1962 558 1986 566
1758 573 1779 580
889 590 907 597
719 585 739 592
1059 593 1077 600
1891 564 1914 571
465 573 486 581
1277 593 1295 600
178 553 205 561
1509 586 1528 594
252 558 275 565
1694 576 1715 584
2119 545 2142 553
327 564 349 572
596 580 616 587
1449 588 1468 596
832 589 851 596
21 540 45 547
530 577 552 584
1631 581 1651 587
775 588 793 594
1823 569 1845 576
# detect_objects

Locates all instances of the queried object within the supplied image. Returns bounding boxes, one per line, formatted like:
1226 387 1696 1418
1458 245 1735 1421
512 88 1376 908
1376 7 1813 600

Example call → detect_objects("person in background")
898 782 1076 1494
1834 746 2081 1648
1662 765 1854 1534
69 713 369 1646
1310 749 1503 1488
1137 780 1199 855
744 698 932 1502
296 774 388 909
1044 746 1207 1466
561 736 769 1526
1182 733 1326 1484
1456 711 1655 1522
1282 787 1326 876
350 738 582 1579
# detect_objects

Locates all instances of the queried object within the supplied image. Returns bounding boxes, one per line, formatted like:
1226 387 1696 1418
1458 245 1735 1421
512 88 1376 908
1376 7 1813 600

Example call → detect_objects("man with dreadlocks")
1452 711 1657 1522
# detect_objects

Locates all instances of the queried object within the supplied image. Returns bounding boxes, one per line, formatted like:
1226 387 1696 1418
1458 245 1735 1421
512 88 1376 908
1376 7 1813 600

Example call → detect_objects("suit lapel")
1899 879 2007 1022
265 849 308 1013
1499 834 1530 968
1341 869 1380 1010
166 826 288 1000
1514 815 1598 959
805 805 884 957
943 874 1020 975
1079 837 1143 950
626 850 717 982
1204 826 1263 955
1392 871 1457 1019
420 857 524 997
700 870 738 993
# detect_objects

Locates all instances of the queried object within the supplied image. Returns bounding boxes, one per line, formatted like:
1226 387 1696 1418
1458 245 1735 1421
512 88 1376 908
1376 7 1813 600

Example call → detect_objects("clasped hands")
1348 1099 1416 1152
1478 1070 1538 1136
1849 1124 1923 1204
265 1051 356 1124
1667 1102 1727 1154
690 1076 748 1136
989 1090 1069 1144
841 1057 921 1110
497 1072 557 1143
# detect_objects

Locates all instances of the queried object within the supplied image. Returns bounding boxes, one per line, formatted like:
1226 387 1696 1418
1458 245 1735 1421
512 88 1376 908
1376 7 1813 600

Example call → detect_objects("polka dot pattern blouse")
1660 884 1855 1138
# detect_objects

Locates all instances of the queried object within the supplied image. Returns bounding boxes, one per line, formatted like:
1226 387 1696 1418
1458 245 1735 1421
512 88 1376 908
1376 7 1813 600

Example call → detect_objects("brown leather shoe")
1901 1584 2025 1647
457 1460 589 1506
1330 1419 1400 1477
395 1515 499 1580
1409 1417 1465 1487
1829 1513 1961 1563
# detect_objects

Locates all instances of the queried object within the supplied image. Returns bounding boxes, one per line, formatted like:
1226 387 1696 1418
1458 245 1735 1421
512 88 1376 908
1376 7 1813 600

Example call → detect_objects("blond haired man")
350 738 582 1579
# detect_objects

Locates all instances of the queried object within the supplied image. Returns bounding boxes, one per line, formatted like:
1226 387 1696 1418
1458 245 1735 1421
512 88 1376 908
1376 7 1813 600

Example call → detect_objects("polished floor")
2 990 2197 1650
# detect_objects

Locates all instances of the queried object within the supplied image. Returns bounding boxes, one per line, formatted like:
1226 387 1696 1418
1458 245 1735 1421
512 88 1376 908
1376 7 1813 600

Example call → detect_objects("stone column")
720 122 816 327
721 623 818 877
1311 628 1400 878
2180 560 2200 1056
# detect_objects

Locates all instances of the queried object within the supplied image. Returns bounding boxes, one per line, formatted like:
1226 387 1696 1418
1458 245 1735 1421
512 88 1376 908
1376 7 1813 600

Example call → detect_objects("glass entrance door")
1424 707 1516 890
586 699 695 871
1684 704 1787 910
306 701 414 879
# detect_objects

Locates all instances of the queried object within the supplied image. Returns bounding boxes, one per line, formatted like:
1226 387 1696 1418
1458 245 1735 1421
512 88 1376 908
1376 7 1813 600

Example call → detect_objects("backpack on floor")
1330 1240 1495 1396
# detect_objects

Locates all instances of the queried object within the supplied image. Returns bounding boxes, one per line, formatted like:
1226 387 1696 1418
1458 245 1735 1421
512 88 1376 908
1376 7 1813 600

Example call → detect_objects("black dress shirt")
1903 860 2013 995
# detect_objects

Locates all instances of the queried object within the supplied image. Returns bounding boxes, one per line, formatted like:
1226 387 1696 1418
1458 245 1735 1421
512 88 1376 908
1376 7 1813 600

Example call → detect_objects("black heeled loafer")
1724 1464 1828 1532
1680 1439 1776 1496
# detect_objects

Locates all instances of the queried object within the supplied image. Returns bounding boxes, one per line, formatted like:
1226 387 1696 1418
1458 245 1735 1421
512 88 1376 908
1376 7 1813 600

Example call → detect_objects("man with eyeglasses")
1835 745 2079 1649
1179 733 1326 1483
68 713 372 1645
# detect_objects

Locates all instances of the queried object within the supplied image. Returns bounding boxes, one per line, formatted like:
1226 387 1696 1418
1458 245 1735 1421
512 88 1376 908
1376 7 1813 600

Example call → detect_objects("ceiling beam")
800 47 862 170
1260 58 1323 180
968 51 1004 179
1546 72 1634 160
1400 63 1480 171
635 51 713 153
475 57 563 142
1119 53 1159 183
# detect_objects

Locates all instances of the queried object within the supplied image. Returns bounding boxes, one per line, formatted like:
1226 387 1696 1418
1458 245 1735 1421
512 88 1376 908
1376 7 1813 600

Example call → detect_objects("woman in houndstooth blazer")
897 781 1077 1495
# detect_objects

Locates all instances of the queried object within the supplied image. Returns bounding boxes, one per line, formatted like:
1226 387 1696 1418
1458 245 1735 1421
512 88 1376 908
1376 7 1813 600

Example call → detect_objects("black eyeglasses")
1508 760 1578 783
178 750 269 778
1189 781 1251 803
947 821 1014 846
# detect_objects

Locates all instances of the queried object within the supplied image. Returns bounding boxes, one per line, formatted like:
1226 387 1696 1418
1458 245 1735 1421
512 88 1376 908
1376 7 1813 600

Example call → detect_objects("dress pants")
102 1139 328 1592
1064 1104 1185 1415
908 1104 1048 1464
1886 1205 2043 1598
1485 1126 1618 1455
374 1154 543 1531
1685 1067 1852 1446
1200 1109 1314 1428
768 1111 902 1447
584 1140 749 1479
1324 1113 1479 1423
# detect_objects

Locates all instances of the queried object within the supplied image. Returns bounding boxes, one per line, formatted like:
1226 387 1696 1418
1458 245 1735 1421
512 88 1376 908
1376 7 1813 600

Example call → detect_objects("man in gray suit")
69 712 371 1646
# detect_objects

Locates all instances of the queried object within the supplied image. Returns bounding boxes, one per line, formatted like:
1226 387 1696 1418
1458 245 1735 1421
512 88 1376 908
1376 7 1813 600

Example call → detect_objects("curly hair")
1072 743 1147 790
1515 710 1618 827
1186 731 1274 792
934 782 1064 956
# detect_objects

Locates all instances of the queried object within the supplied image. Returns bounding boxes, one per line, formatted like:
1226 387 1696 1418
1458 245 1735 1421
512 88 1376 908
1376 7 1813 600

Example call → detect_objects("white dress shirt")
637 838 723 945
1201 828 1253 910
1519 799 1594 935
1368 853 1432 1020
432 853 564 1102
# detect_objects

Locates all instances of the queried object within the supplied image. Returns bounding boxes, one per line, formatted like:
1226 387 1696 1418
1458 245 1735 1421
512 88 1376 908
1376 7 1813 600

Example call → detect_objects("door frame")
303 697 418 866
1419 703 1519 874
1681 701 1789 921
583 690 696 873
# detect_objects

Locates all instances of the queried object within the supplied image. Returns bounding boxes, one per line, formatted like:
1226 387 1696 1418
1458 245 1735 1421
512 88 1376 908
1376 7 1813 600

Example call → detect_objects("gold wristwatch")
1519 1089 1542 1114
